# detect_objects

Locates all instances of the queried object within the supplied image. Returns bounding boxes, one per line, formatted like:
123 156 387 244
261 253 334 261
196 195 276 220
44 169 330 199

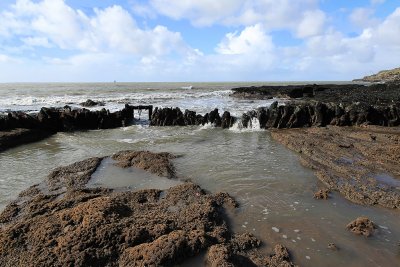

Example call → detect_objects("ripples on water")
0 126 399 267
0 83 399 266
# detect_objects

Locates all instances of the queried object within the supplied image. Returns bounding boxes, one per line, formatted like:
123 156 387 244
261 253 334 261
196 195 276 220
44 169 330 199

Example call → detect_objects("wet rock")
47 157 103 191
314 189 330 200
271 126 400 209
0 128 53 152
184 109 198 125
328 243 339 251
1 151 263 267
111 150 176 178
221 111 235 129
120 230 208 266
231 83 400 107
209 108 222 127
257 108 269 129
207 244 234 267
80 99 104 107
150 107 188 126
346 217 377 237
266 244 297 267
288 88 304 98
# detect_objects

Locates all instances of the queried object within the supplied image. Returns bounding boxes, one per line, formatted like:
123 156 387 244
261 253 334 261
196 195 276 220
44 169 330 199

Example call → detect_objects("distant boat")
181 85 193 90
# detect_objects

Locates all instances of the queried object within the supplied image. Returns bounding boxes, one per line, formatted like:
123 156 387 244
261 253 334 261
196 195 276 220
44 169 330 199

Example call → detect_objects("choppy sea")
0 82 399 267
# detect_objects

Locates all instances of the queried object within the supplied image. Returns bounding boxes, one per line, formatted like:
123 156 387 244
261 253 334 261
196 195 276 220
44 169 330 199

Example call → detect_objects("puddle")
374 173 400 188
87 157 182 190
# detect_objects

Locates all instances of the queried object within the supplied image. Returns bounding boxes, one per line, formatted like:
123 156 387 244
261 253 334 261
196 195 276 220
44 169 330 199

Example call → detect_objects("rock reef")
0 151 297 267
271 126 400 209
150 101 400 129
0 105 135 151
231 82 400 106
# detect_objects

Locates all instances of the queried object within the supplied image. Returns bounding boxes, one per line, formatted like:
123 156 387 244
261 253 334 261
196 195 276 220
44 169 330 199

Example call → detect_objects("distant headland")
354 67 400 82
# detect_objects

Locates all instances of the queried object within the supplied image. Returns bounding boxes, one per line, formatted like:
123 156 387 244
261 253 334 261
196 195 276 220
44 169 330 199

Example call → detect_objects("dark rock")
209 109 222 127
184 109 198 125
0 128 54 152
37 107 62 132
80 99 105 107
288 88 303 98
221 111 235 129
257 108 269 129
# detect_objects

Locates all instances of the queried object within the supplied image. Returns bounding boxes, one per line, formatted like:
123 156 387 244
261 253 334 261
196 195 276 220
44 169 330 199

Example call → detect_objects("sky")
0 0 399 82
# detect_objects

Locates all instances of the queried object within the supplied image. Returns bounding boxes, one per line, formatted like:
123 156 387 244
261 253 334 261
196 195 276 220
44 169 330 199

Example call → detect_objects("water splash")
229 117 263 132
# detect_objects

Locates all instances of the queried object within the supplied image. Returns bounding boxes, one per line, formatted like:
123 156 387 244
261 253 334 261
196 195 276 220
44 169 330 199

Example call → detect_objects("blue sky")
0 0 399 82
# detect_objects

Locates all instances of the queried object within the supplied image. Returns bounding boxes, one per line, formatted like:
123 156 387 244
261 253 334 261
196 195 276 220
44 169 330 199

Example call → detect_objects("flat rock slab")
271 126 400 209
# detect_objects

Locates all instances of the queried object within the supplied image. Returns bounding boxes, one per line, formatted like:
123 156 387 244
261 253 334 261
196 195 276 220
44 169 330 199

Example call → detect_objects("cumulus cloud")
0 0 399 82
149 0 242 27
148 0 326 38
350 8 379 28
0 0 192 57
216 24 273 55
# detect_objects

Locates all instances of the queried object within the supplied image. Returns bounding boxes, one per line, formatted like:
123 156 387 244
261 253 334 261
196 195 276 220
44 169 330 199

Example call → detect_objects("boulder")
80 99 105 107
346 217 377 237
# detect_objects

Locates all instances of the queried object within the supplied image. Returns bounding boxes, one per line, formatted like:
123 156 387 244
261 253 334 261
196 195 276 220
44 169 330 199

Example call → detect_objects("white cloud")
371 0 385 5
149 0 242 27
349 8 379 28
0 0 193 57
296 10 326 38
0 0 399 82
21 37 52 48
216 24 273 55
374 7 400 46
148 0 326 38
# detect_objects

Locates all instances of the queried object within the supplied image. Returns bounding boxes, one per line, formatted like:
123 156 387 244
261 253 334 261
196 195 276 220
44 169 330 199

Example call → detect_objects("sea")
0 82 399 267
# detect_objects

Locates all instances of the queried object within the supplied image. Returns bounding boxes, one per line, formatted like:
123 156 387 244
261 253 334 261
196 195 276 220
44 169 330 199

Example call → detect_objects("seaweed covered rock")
112 150 176 178
0 151 297 267
314 189 330 200
346 217 377 237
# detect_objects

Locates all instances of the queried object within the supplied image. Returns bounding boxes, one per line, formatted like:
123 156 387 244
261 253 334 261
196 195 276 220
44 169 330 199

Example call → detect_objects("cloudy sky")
0 0 399 82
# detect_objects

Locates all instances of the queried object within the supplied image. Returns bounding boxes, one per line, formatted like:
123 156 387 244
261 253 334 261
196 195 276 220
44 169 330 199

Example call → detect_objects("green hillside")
356 67 400 82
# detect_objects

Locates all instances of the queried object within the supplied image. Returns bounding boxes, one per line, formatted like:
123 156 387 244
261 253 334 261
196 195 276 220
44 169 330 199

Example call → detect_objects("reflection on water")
0 125 399 267
88 157 182 190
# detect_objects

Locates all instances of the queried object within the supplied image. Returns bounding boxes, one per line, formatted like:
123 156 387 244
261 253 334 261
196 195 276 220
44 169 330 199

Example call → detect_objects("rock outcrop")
0 128 53 152
231 83 400 107
111 150 176 178
0 104 135 151
355 67 400 83
271 126 400 209
0 151 297 267
346 217 377 237
242 101 400 129
80 99 105 107
150 107 232 127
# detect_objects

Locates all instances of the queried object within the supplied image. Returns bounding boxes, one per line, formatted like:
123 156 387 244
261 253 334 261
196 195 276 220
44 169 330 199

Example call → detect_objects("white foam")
272 227 280 233
229 117 263 133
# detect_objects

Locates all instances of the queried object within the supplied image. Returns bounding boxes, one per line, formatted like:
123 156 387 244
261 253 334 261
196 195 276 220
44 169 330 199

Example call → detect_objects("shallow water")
88 157 182 190
0 125 399 267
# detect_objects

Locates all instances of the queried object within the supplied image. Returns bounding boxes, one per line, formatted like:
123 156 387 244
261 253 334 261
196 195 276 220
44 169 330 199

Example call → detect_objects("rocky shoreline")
1 82 400 266
271 126 400 209
0 151 297 267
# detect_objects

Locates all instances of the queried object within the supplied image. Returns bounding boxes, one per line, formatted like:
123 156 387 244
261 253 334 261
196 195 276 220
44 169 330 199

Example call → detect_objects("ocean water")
0 82 399 267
